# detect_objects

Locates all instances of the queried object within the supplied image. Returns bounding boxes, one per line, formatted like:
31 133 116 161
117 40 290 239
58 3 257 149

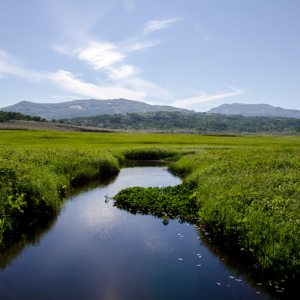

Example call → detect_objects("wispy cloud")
0 51 43 80
76 42 125 70
122 40 160 53
106 65 138 79
49 6 181 102
0 49 167 101
47 70 145 100
0 48 243 107
172 87 244 108
143 18 181 36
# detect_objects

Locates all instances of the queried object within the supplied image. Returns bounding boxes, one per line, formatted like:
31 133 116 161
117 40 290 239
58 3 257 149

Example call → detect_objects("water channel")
0 162 283 299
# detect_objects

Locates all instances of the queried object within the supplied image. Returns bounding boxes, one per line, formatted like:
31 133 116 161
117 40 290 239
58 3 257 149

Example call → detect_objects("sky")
0 0 300 112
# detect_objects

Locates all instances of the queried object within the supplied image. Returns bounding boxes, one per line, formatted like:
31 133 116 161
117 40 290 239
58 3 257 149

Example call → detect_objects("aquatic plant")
113 181 198 221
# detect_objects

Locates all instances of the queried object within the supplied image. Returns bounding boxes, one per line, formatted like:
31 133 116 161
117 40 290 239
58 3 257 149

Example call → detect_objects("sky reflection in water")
0 164 275 300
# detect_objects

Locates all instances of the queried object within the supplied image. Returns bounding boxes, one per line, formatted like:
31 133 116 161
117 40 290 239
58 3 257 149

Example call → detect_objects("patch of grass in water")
113 181 198 221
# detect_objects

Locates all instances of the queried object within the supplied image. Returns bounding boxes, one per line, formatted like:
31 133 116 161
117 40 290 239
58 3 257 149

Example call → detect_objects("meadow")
1 129 300 281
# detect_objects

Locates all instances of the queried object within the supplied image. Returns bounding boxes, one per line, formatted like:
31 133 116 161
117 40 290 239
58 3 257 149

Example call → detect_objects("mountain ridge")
207 103 300 119
0 99 194 120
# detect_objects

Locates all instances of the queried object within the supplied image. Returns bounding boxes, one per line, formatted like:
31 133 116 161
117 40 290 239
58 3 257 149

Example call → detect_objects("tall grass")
170 148 300 278
0 148 119 243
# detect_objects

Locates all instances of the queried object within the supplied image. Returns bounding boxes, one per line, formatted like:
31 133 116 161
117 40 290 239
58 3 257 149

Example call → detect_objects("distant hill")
207 103 300 119
0 99 193 120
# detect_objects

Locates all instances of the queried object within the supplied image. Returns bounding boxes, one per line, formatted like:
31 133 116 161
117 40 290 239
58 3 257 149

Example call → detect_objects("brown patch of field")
0 120 128 133
203 134 237 137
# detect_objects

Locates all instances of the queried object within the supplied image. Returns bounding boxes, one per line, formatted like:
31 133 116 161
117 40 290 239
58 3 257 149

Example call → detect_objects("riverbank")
0 148 120 243
171 148 300 280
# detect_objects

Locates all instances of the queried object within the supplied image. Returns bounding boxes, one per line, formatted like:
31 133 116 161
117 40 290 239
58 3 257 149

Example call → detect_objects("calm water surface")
0 163 279 299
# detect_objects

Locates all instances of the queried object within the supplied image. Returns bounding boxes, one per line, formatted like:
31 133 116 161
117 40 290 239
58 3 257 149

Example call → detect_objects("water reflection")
0 215 57 271
0 173 118 272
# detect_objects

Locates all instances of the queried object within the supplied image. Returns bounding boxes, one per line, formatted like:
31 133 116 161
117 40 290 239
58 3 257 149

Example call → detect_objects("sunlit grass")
1 130 300 149
170 147 300 279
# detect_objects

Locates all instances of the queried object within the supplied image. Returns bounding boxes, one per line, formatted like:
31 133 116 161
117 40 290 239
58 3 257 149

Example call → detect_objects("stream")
0 162 281 299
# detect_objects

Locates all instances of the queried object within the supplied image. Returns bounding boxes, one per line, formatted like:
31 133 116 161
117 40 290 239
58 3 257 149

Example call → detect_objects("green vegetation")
0 148 119 243
113 182 198 223
1 129 300 280
2 129 300 149
0 110 48 123
62 111 300 133
170 148 300 278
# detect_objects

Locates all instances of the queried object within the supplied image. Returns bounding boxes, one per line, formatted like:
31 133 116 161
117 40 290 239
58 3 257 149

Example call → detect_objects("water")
0 162 281 299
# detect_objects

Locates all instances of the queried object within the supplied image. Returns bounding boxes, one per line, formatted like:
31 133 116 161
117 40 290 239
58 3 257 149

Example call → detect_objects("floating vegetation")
113 181 199 222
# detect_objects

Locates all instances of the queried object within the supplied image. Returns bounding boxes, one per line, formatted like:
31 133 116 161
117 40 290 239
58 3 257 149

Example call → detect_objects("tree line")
0 111 48 123
2 109 300 133
0 111 65 124
61 111 300 133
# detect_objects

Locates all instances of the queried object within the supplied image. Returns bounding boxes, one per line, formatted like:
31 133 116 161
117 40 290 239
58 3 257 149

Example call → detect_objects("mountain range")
207 103 300 118
0 99 193 121
1 100 300 120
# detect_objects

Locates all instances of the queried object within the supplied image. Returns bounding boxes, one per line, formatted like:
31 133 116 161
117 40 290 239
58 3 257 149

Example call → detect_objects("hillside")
207 103 300 118
61 111 300 134
0 99 193 120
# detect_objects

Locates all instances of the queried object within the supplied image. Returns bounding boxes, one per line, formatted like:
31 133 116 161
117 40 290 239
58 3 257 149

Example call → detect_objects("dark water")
0 162 281 299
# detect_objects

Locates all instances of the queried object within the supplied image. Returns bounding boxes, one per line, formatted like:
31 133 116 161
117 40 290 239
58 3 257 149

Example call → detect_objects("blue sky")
0 0 299 112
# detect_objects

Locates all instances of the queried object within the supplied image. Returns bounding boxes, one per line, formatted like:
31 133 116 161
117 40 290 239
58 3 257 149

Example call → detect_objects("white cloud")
76 42 125 70
143 18 181 36
172 87 244 108
0 48 173 102
0 51 145 100
107 65 138 79
0 49 245 108
47 70 146 100
122 40 160 53
50 13 181 102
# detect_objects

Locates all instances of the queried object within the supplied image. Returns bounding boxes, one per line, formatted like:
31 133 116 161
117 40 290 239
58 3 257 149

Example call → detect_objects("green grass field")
1 129 300 281
1 129 300 148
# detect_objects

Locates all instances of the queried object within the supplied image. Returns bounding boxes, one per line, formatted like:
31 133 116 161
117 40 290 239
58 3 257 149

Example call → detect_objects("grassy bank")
168 148 300 279
0 148 120 243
